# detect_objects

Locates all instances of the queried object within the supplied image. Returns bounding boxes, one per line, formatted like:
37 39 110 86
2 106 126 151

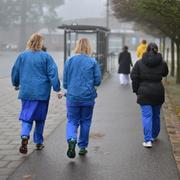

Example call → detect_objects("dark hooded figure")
118 46 133 85
130 43 168 148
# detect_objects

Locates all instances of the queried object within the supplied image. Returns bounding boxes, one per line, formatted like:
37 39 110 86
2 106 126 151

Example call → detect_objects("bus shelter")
58 25 109 75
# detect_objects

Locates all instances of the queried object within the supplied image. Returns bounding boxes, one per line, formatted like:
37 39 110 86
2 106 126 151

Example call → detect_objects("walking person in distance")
118 46 133 85
136 39 147 60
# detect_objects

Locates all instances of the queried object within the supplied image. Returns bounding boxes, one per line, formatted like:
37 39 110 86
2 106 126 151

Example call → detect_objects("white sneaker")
142 141 152 148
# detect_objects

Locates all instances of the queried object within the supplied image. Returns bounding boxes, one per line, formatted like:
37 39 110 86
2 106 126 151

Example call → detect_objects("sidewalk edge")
163 89 180 175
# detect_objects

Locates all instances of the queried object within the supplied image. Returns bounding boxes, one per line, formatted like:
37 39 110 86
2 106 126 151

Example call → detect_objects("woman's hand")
57 91 65 99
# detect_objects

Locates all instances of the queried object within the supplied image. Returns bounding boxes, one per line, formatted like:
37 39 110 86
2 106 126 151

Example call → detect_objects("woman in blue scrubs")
11 33 63 154
63 38 101 158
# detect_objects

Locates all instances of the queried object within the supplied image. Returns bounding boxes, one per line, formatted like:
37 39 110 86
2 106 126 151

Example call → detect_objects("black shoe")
36 144 45 150
67 140 76 159
19 138 28 154
79 148 88 156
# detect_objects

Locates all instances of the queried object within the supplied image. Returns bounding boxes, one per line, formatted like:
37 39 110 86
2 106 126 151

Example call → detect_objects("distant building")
61 17 159 52
38 28 64 51
0 17 160 52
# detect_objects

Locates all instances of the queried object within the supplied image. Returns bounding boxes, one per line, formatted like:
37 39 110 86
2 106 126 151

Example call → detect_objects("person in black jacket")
130 43 168 148
118 46 133 85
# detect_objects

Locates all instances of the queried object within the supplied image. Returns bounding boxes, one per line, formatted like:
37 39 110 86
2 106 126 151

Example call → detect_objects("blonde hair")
74 38 92 55
26 33 44 51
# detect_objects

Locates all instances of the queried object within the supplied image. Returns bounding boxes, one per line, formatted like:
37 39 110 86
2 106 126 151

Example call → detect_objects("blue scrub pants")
21 120 45 144
140 105 161 142
66 104 94 148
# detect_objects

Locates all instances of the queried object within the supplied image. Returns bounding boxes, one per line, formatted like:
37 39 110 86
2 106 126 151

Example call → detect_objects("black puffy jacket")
130 52 168 105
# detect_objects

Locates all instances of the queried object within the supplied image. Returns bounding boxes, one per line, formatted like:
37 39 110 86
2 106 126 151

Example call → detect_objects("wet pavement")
8 74 180 180
0 51 65 180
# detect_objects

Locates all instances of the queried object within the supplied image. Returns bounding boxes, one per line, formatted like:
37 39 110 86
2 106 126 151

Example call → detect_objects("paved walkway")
0 77 66 180
7 74 180 180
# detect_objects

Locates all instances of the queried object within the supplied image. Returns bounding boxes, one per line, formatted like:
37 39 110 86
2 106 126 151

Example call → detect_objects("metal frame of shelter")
58 25 109 75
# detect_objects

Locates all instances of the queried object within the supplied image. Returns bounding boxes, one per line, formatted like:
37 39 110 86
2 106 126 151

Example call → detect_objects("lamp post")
106 0 110 72
106 0 110 28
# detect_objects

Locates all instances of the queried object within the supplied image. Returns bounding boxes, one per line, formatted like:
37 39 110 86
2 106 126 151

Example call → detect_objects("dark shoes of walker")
67 140 76 159
36 144 45 150
19 138 28 154
79 148 88 156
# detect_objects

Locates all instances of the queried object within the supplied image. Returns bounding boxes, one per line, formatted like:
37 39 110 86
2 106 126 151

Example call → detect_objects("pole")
64 30 67 62
106 0 110 28
106 0 110 75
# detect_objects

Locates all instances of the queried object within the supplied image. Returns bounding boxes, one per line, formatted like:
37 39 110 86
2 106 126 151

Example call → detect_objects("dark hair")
147 43 158 54
123 46 128 51
42 45 47 52
142 40 147 44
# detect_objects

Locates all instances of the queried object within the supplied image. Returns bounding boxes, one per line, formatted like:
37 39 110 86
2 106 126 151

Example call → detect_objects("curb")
163 89 180 174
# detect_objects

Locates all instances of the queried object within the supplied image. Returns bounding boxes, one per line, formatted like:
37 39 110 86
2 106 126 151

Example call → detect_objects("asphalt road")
8 74 180 180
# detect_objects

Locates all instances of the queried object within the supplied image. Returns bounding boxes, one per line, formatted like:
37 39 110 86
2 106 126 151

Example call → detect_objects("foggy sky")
57 0 106 20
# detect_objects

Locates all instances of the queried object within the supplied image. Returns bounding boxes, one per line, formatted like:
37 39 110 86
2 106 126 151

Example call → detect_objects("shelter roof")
58 24 110 32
